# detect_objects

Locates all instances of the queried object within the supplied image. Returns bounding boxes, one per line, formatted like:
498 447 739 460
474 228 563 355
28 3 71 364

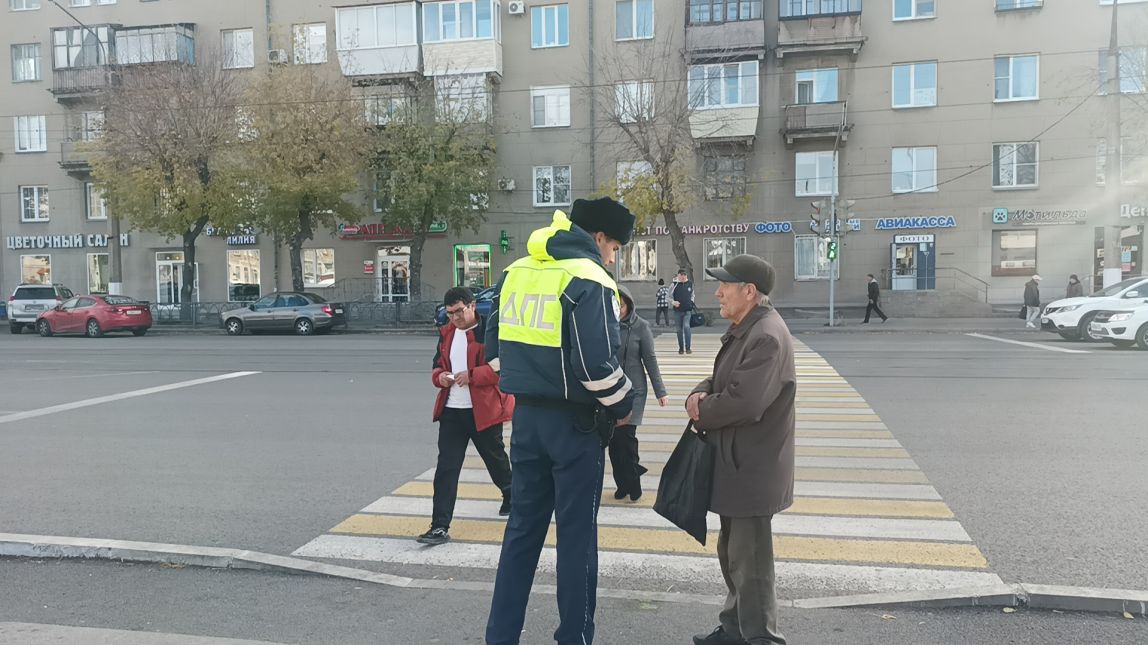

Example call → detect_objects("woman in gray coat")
610 286 668 501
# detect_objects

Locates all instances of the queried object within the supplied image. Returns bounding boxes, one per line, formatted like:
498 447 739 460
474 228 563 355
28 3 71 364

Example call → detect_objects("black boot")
693 626 748 645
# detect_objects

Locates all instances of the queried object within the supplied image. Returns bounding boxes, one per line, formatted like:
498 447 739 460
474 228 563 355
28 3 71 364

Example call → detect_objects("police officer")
484 197 637 645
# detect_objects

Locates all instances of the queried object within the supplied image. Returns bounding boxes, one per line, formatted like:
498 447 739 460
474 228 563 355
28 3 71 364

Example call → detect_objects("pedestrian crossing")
293 334 1001 598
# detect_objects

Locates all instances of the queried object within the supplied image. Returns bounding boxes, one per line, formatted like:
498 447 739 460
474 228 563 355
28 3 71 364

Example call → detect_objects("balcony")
776 0 865 59
690 107 760 144
423 39 502 79
59 140 94 178
781 101 851 145
50 66 119 101
686 0 766 62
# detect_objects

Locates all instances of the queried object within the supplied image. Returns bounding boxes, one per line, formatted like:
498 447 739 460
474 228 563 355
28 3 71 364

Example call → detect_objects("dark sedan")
221 292 346 336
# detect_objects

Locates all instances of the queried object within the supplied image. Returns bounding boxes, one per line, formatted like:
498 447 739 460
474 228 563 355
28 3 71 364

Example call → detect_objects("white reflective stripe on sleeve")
488 357 500 372
597 378 632 407
581 366 624 392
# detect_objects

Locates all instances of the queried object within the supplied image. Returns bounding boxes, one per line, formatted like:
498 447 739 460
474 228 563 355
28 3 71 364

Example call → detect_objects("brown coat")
690 305 796 518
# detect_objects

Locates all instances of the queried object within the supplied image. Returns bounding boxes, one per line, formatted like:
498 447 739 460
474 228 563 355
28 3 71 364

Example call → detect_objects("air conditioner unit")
507 1 525 15
497 177 516 192
267 49 288 65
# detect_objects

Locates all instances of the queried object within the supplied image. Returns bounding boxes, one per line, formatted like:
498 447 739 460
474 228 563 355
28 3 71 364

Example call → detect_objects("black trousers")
432 407 512 530
655 306 670 326
607 424 647 494
863 302 888 322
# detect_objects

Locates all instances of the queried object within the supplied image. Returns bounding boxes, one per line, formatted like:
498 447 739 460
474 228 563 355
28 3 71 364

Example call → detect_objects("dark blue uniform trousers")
485 403 605 645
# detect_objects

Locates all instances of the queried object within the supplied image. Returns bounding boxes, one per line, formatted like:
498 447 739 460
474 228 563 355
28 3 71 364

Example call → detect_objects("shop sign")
338 222 447 241
6 233 131 250
893 234 935 244
875 216 957 230
1121 204 1148 219
991 207 1087 226
754 221 794 234
363 260 375 275
226 234 258 245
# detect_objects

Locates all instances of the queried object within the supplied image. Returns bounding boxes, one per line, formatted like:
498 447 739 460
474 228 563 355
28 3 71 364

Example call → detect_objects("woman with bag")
610 286 669 501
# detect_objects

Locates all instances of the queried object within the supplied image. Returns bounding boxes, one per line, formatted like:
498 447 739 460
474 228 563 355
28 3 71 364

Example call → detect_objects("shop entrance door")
890 235 936 290
376 246 411 303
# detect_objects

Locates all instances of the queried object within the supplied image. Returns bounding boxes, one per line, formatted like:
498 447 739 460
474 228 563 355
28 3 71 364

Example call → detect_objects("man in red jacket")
419 287 514 546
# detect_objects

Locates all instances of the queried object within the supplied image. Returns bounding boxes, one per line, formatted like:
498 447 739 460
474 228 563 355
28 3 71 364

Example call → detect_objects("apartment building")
2 0 1146 310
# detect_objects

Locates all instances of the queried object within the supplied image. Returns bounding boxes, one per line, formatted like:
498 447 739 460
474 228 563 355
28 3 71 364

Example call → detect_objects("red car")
36 295 153 338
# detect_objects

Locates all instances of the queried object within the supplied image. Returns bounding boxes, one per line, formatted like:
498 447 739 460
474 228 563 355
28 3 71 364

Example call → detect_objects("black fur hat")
570 197 636 245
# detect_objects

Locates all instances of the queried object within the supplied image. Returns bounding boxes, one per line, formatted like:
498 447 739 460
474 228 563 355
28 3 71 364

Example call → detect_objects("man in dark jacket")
672 268 695 354
1024 275 1042 329
687 254 795 645
862 273 888 323
485 198 637 645
419 287 514 546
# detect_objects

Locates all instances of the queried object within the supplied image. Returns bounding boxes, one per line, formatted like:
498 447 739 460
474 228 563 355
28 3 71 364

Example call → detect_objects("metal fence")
147 300 441 328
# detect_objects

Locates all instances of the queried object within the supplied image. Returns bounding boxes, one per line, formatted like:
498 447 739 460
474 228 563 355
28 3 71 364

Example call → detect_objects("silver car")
221 292 346 336
9 284 75 334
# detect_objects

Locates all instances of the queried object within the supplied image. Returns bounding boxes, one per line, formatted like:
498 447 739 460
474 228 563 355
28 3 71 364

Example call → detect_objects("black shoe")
629 486 643 502
686 349 692 354
861 320 870 324
693 626 747 645
679 350 685 355
498 498 511 516
614 489 628 500
882 317 889 323
416 527 450 546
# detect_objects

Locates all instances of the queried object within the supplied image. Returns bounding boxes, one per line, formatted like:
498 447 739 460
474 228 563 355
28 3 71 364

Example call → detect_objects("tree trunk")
289 208 313 293
662 211 693 283
409 229 427 302
180 216 208 321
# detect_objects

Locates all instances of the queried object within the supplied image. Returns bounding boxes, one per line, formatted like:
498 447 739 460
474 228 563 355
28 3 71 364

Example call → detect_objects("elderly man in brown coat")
685 254 796 645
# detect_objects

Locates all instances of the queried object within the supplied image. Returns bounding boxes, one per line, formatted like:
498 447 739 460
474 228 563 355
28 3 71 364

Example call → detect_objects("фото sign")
893 234 935 244
875 216 957 230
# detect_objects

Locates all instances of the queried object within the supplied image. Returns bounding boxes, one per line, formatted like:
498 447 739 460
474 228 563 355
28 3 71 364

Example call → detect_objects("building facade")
2 0 1147 312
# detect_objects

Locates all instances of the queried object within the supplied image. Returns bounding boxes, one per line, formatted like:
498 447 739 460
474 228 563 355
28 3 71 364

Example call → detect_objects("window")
88 253 109 294
796 68 838 104
337 4 417 50
616 0 654 40
21 255 51 285
996 0 1042 10
227 250 261 302
435 74 489 121
992 230 1037 277
994 54 1039 101
373 172 391 213
365 94 411 125
689 0 762 24
86 183 109 220
303 248 335 288
795 151 836 196
222 28 254 69
892 61 937 108
14 116 47 152
11 44 40 82
619 239 657 281
688 60 759 109
893 0 934 20
531 4 569 48
533 165 572 206
293 23 327 64
80 110 104 141
704 238 746 278
116 25 195 65
615 80 655 123
794 235 834 280
781 0 862 18
11 1 42 10
454 244 491 287
703 156 747 200
531 86 571 127
1099 47 1147 95
1100 138 1148 185
892 147 937 193
20 186 49 222
70 0 92 6
424 0 497 43
993 142 1039 188
52 26 110 68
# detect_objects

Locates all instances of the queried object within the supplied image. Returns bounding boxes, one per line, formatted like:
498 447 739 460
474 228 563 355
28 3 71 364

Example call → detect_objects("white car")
1089 306 1148 349
1041 276 1148 341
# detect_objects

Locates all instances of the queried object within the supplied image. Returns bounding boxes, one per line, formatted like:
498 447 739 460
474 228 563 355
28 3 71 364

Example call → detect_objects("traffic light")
809 200 826 233
499 229 511 254
827 240 839 261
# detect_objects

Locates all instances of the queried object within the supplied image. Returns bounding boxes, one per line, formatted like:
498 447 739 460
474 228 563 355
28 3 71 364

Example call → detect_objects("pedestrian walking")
419 288 515 547
686 254 795 645
1024 275 1043 329
655 278 671 327
862 273 888 323
1066 274 1084 298
610 285 669 502
672 268 695 354
484 198 637 645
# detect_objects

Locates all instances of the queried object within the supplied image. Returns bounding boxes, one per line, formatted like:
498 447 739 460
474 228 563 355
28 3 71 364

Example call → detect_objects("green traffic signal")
827 240 839 261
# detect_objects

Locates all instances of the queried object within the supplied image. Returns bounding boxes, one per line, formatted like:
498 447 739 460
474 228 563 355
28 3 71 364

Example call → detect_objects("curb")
3 533 1145 616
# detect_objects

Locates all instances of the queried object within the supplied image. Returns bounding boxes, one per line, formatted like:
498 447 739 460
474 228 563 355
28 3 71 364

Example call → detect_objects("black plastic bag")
1018 304 1027 320
653 421 715 546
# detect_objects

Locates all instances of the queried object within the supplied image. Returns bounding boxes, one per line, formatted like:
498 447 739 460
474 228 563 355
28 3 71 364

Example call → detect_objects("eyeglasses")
445 305 471 318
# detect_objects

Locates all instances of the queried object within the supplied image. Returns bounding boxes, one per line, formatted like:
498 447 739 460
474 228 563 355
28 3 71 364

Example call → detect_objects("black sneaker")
693 627 748 645
629 483 643 502
679 349 685 355
686 349 693 354
498 498 512 516
613 489 628 500
416 527 450 546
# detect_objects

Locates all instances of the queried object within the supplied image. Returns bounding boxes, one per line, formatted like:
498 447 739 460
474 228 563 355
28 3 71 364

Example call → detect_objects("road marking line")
359 497 968 541
965 333 1090 354
331 514 988 568
293 535 1004 594
0 371 261 425
26 370 161 382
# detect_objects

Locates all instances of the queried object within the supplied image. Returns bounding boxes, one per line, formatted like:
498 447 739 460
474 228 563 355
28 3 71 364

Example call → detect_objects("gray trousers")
717 515 786 645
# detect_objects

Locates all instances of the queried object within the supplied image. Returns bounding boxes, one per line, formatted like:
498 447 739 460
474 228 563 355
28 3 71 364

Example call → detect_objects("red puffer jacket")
431 319 514 432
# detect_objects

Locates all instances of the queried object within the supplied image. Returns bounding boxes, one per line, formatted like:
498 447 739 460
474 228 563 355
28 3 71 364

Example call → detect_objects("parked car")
35 295 153 338
1089 305 1148 350
221 292 346 336
434 286 497 326
1041 276 1148 341
8 284 75 334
